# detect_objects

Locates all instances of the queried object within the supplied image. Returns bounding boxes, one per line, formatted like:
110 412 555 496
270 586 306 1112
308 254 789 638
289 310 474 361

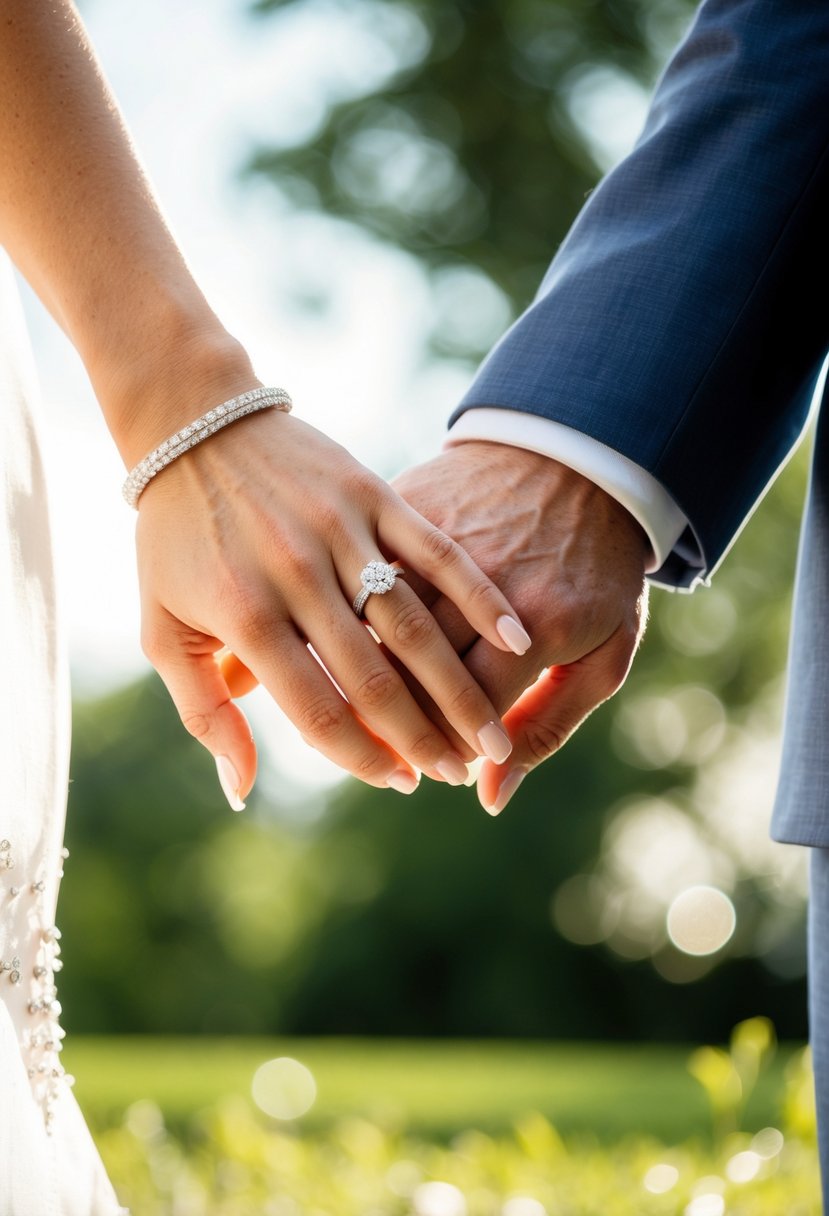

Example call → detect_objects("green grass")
63 1036 798 1142
60 1027 820 1213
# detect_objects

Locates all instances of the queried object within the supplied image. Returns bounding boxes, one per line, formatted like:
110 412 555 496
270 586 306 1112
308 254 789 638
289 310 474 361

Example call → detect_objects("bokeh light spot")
386 1159 423 1197
684 1194 725 1216
552 872 618 945
660 585 738 657
124 1098 164 1140
751 1126 784 1159
251 1057 316 1120
667 886 736 956
502 1197 547 1216
726 1150 762 1183
643 1163 679 1193
413 1180 467 1216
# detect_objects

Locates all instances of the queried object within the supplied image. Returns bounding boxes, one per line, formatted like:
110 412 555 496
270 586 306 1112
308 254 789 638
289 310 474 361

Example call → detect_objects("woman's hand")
135 407 530 808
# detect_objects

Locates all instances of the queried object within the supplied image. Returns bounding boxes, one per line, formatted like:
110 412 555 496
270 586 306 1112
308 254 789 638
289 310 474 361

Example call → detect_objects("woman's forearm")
0 0 254 464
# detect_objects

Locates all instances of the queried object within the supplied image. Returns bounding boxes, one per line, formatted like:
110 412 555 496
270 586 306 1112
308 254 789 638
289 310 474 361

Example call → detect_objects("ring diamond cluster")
353 561 404 617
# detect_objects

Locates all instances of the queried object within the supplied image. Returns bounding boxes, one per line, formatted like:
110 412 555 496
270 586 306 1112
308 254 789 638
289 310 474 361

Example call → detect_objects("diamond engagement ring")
353 560 405 617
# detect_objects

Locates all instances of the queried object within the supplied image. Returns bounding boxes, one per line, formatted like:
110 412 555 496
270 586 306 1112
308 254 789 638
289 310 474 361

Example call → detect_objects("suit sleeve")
450 0 829 589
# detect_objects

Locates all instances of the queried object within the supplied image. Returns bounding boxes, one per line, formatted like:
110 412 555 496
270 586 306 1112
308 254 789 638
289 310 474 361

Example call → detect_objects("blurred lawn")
64 1036 798 1142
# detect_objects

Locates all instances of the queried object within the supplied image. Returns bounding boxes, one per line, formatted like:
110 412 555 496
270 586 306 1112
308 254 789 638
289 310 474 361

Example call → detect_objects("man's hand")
393 441 650 813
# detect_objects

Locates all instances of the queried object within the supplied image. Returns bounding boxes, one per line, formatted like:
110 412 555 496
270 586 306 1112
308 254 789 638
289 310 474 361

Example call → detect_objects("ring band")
353 560 405 617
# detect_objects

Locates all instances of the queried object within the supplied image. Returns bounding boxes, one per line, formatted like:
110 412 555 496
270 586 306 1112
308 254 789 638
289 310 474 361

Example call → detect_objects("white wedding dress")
0 249 126 1214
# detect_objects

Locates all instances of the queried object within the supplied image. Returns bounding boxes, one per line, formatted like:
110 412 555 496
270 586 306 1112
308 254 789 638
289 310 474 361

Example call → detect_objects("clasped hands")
392 441 650 812
135 409 649 813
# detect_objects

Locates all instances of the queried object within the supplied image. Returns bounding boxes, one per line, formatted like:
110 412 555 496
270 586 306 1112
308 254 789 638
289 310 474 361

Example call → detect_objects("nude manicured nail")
496 614 532 656
387 770 420 795
216 755 245 812
483 766 528 816
477 721 513 765
464 757 484 787
435 753 469 786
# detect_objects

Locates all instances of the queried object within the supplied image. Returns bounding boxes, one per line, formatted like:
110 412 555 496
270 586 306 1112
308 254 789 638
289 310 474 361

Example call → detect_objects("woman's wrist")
90 302 260 469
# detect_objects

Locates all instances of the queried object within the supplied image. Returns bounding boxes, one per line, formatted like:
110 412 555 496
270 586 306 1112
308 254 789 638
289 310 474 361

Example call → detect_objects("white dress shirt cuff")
446 408 688 575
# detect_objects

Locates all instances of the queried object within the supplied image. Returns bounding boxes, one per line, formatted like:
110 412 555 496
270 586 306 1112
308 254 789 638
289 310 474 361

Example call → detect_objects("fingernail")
215 755 245 812
477 721 513 765
496 614 532 656
483 766 528 816
464 757 484 787
387 769 420 795
435 753 469 786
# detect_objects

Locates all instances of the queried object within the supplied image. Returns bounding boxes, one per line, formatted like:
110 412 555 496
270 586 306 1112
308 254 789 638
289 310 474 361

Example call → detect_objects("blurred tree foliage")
60 0 815 1039
247 0 695 357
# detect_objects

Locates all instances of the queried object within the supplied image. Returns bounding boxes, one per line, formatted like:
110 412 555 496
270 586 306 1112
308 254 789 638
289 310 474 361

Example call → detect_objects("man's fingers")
219 649 259 698
475 625 639 816
142 611 257 811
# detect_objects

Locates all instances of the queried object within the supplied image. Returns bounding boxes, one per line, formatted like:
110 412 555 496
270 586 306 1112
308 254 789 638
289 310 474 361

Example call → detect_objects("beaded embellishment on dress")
1 840 73 1132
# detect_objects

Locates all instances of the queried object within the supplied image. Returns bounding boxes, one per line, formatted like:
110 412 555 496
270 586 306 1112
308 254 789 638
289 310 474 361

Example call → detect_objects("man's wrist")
446 408 688 573
444 439 649 568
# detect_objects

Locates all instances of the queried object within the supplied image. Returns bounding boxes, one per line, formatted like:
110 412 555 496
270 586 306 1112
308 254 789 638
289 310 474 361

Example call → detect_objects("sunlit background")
16 0 823 1208
33 0 812 1030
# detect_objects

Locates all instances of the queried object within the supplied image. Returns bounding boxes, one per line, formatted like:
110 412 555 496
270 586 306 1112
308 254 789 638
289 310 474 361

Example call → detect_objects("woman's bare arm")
0 0 253 460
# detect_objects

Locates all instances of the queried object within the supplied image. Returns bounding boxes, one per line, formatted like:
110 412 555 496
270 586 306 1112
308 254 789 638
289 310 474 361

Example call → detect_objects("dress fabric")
0 250 125 1215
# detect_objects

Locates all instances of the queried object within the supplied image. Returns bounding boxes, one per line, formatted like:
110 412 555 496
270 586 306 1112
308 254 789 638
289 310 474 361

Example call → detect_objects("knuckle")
406 729 441 767
524 719 565 764
343 465 380 504
392 603 435 648
463 576 499 611
216 567 263 621
445 681 482 721
281 545 319 593
306 499 346 545
420 527 458 568
236 597 276 647
355 667 399 711
179 710 213 742
353 750 389 780
298 696 348 742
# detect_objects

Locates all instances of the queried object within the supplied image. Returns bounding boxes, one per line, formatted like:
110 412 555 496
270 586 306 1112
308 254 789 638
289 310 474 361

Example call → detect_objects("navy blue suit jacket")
450 0 829 843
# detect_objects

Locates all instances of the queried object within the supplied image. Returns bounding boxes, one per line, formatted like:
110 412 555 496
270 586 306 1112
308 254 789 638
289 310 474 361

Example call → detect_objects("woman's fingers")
475 626 638 816
292 592 474 785
141 607 257 811
357 577 513 769
377 499 532 658
224 614 422 793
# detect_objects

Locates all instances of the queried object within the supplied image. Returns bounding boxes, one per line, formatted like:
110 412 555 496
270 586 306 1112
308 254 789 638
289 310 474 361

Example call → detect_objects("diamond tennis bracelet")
122 385 292 508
